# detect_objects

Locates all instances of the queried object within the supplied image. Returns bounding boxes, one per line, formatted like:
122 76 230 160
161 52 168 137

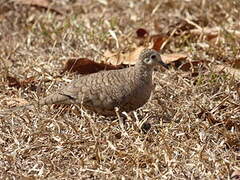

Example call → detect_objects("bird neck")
134 63 153 84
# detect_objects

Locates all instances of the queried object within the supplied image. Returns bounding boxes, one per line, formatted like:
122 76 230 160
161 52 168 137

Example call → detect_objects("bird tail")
0 93 76 117
39 92 76 105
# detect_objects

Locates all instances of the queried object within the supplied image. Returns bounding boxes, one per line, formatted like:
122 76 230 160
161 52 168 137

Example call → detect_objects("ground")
0 0 239 179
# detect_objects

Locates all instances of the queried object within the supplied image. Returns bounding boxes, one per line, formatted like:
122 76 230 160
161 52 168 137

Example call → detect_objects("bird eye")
150 54 157 60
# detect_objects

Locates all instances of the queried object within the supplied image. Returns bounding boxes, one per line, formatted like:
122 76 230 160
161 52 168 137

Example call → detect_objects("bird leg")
114 107 129 136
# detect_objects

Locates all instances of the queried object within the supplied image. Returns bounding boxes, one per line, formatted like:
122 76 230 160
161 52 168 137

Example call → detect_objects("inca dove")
4 49 168 116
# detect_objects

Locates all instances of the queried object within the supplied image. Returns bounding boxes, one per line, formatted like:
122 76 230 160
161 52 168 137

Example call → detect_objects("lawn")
0 0 239 179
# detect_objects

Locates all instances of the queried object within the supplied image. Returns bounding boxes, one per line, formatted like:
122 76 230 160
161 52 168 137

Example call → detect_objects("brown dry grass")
0 0 240 179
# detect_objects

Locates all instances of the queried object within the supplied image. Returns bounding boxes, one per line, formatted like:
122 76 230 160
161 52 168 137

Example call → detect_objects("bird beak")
158 59 169 69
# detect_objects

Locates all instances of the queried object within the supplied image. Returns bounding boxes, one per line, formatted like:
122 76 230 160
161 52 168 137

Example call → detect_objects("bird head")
139 49 169 69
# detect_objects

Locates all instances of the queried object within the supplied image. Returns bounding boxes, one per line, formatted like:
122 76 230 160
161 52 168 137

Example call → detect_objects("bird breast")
121 77 153 111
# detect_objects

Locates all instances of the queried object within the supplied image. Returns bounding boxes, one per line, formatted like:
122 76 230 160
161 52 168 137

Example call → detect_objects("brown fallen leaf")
7 76 21 89
21 77 38 91
179 59 210 72
62 58 121 75
104 46 187 67
136 28 149 38
232 59 240 69
167 19 197 37
104 46 146 66
161 53 187 64
153 19 199 49
231 168 240 180
213 65 240 80
63 46 187 74
15 0 68 15
4 97 29 108
151 34 169 51
224 118 240 131
135 28 169 50
196 105 220 125
16 0 49 6
190 27 240 42
225 133 240 151
190 27 220 42
6 76 37 90
0 56 13 68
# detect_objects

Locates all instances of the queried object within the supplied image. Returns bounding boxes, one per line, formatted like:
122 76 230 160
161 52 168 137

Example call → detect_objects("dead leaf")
6 76 37 89
231 168 240 180
190 27 220 41
167 19 197 36
206 112 219 125
136 28 149 38
225 133 240 151
178 60 210 72
224 118 240 131
197 105 220 125
151 34 168 51
4 97 29 107
62 58 121 74
135 28 169 50
7 76 21 89
104 46 187 67
213 65 240 80
16 0 49 6
135 28 150 46
161 53 187 64
104 46 145 66
232 59 240 69
190 27 240 42
15 0 68 15
21 77 38 91
1 57 13 68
